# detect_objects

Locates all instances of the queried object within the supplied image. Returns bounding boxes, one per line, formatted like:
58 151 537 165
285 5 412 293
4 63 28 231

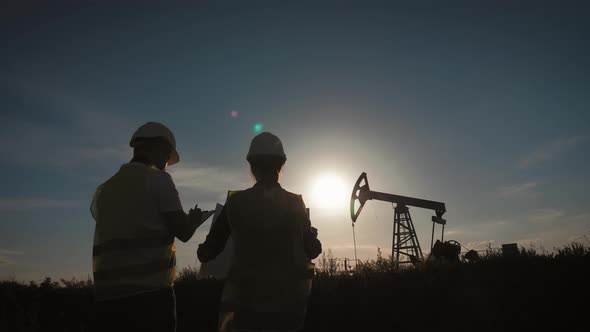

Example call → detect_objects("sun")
310 174 348 210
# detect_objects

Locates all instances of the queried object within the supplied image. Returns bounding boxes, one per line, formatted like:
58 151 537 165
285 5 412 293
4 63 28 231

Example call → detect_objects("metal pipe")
352 223 358 265
431 221 436 250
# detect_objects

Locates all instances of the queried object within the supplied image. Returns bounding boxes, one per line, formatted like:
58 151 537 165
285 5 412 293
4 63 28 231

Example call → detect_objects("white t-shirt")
91 162 183 222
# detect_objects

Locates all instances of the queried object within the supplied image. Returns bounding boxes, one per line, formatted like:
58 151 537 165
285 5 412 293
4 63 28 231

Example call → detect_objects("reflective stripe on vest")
94 256 175 281
92 164 176 301
93 235 174 256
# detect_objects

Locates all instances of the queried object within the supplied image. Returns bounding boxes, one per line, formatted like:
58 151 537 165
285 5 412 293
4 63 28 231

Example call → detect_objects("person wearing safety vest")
198 132 322 332
90 122 209 332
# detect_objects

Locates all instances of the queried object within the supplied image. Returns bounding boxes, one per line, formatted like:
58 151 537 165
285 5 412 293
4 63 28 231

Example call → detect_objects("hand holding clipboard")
188 204 216 228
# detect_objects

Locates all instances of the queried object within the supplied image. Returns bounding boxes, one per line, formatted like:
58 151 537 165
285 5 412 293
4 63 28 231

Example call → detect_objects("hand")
188 203 200 213
188 204 203 223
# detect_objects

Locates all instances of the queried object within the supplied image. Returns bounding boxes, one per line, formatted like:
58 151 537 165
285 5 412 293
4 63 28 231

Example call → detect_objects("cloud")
170 164 251 192
518 136 587 169
515 238 544 247
518 230 587 251
527 208 566 224
169 163 252 207
0 79 135 170
566 212 590 223
66 145 130 164
322 243 387 261
498 181 539 197
464 240 497 251
0 199 77 211
0 249 24 255
515 211 590 250
0 115 132 170
567 231 590 244
445 229 466 236
328 244 384 251
0 248 23 266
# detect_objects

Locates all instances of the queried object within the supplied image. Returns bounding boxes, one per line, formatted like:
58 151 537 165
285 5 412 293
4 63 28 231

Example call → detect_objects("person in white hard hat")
198 132 322 332
90 122 210 332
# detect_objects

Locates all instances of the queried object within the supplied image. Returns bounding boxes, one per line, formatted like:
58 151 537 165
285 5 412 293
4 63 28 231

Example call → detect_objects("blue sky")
1 1 589 281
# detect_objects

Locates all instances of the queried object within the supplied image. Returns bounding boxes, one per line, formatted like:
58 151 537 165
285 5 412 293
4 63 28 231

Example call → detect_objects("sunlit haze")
309 174 348 211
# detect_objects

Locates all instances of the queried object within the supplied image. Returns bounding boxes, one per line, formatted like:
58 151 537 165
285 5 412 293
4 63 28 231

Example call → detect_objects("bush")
176 265 200 283
1 242 589 331
355 247 397 275
556 242 590 258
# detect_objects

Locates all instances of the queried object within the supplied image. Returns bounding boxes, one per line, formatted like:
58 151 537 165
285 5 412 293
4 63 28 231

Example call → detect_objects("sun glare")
310 174 347 211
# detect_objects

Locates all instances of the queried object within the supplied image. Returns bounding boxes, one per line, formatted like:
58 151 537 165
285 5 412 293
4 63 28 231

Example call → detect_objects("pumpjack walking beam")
350 172 447 268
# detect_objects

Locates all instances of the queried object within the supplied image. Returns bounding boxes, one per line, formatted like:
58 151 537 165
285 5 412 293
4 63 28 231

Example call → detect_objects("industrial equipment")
463 249 481 263
430 239 461 262
350 172 448 268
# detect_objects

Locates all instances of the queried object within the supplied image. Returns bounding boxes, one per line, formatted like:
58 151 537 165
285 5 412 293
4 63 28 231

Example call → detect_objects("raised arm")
154 171 205 242
197 205 231 262
299 196 322 259
162 209 203 243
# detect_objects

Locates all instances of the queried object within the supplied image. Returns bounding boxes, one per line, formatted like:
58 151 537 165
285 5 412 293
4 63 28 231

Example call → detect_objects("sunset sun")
310 174 347 211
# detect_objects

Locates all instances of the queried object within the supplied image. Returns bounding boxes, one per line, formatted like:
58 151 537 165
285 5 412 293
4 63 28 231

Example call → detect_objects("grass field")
1 243 589 331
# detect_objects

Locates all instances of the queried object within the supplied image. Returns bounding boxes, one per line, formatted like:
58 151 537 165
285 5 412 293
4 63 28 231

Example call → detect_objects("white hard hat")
246 132 286 161
130 122 180 165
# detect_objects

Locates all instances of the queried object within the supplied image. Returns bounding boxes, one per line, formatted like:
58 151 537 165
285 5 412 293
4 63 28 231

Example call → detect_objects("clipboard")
194 209 215 228
201 210 215 223
210 203 225 227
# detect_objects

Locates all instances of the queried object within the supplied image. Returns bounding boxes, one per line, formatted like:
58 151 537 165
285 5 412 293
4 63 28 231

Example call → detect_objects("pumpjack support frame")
350 172 447 268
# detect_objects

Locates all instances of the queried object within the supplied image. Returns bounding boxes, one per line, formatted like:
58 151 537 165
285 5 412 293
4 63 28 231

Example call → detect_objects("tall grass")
1 242 589 331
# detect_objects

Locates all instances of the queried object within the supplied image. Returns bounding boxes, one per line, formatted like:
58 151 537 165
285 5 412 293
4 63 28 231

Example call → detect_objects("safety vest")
91 164 176 301
220 184 315 314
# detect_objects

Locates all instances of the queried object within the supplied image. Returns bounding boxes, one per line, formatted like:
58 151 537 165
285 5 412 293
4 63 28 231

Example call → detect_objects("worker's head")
246 132 286 183
131 137 173 170
130 122 180 170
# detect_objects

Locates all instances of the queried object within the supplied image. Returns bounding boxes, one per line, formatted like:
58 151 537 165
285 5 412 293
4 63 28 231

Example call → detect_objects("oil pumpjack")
350 172 449 268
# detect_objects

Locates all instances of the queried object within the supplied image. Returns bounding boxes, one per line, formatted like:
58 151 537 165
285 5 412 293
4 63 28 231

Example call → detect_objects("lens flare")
231 110 238 118
254 123 264 133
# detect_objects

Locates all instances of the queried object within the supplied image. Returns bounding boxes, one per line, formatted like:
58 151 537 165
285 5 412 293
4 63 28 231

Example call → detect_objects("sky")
1 1 589 282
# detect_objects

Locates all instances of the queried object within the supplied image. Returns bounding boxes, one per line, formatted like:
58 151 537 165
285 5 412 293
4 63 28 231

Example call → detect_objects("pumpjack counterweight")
350 172 447 268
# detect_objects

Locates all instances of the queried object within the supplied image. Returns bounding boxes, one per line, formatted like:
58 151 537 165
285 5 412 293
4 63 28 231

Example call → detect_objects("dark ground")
1 245 589 331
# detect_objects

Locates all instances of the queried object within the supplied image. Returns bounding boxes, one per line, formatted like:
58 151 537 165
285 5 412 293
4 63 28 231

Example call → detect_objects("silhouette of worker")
198 132 322 332
90 122 209 332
